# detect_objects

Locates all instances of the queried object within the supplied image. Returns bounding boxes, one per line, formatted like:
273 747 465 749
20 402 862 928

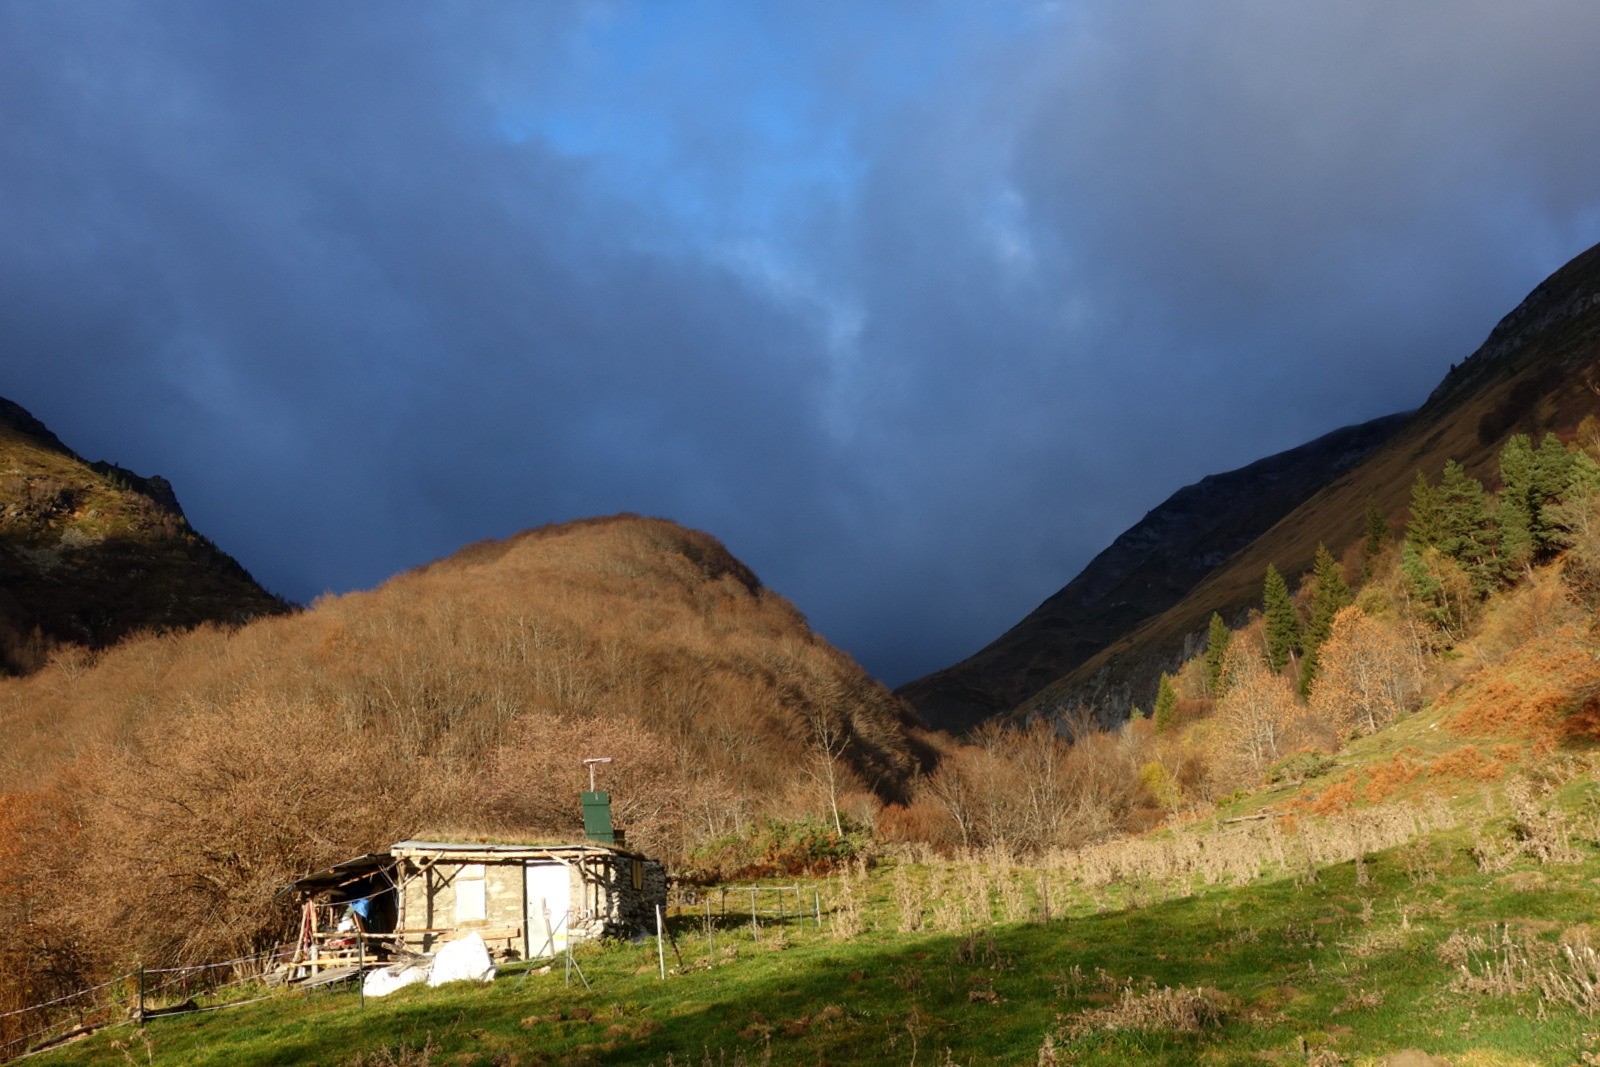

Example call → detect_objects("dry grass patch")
1447 624 1600 745
1059 983 1228 1038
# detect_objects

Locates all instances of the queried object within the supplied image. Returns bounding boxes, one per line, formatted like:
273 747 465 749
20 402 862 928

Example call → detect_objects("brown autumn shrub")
1059 984 1228 1038
1465 567 1583 669
1209 647 1299 788
67 693 447 966
1447 624 1600 743
2 515 924 841
876 797 954 849
915 718 1148 856
1362 751 1423 804
1428 744 1505 783
1299 771 1359 816
483 710 711 856
0 788 97 1054
1308 607 1421 738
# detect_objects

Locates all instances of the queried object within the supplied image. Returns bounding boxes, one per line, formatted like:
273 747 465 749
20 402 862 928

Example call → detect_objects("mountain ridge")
0 394 289 673
896 412 1409 733
1020 238 1600 720
903 238 1600 731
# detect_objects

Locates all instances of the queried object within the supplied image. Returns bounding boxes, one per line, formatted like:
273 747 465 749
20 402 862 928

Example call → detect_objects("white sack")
363 959 431 998
427 932 497 987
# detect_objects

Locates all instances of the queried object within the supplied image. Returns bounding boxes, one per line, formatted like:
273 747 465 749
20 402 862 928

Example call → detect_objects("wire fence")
0 973 137 1064
0 948 304 1063
668 883 823 931
1 885 846 1062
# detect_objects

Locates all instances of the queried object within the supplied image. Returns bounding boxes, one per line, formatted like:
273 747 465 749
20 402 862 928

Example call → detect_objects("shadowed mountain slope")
896 413 1408 733
0 395 288 674
1018 238 1600 719
901 239 1600 732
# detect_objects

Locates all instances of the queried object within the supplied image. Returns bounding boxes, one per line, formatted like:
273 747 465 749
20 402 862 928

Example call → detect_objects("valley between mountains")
9 242 1600 1063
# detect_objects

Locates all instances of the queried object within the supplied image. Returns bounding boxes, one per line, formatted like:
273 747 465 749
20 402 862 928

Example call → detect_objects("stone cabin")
285 839 667 964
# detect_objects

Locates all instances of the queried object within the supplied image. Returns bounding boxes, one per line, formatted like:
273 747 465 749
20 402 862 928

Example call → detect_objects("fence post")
357 931 366 1009
814 889 821 930
705 897 714 967
655 905 667 980
136 964 145 1024
749 888 759 940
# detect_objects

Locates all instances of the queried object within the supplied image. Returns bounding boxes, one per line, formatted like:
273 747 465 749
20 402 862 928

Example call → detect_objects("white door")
524 863 570 959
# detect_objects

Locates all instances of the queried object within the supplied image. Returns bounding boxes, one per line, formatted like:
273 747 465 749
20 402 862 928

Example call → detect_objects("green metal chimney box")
581 790 615 845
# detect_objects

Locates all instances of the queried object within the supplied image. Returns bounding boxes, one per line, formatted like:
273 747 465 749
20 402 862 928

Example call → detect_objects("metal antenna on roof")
582 756 612 793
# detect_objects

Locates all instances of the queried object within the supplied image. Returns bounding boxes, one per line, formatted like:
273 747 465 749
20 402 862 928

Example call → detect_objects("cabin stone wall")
400 861 529 957
579 855 667 937
393 851 665 958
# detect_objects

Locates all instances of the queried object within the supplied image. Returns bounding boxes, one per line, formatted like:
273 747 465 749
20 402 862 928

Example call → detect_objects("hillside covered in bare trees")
0 514 934 998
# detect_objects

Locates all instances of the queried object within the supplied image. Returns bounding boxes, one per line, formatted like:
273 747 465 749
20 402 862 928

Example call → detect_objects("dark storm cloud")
4 2 1600 684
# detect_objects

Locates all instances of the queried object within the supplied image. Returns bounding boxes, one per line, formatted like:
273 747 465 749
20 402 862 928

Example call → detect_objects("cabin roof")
389 839 634 862
283 852 393 895
284 839 643 896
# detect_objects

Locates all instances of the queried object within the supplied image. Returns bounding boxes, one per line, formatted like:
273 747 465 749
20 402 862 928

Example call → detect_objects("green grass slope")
32 697 1600 1066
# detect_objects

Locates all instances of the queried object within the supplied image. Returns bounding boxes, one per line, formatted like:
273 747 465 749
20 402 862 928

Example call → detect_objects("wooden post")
1039 871 1051 923
749 888 759 940
655 905 667 980
778 888 786 923
136 964 145 1024
814 889 821 930
705 896 714 967
357 931 366 1008
396 867 407 945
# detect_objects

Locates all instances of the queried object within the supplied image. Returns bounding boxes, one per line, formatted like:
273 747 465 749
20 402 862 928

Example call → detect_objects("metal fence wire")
0 951 280 1064
668 883 824 931
3 886 836 1061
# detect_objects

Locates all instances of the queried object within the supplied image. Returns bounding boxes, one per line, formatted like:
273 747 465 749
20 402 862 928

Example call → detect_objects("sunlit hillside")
0 514 933 1012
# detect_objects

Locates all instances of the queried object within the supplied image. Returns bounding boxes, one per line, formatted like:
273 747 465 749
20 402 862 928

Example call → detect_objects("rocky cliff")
0 395 289 672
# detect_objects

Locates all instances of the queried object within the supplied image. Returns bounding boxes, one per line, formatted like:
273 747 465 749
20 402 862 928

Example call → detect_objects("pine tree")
1402 541 1474 640
1406 470 1442 549
1204 613 1232 697
1531 433 1578 557
1306 543 1352 641
1434 460 1500 593
1362 498 1388 571
1153 672 1179 732
1496 434 1537 573
1401 541 1443 633
1547 449 1600 550
1568 449 1600 496
1262 563 1301 674
1299 543 1352 696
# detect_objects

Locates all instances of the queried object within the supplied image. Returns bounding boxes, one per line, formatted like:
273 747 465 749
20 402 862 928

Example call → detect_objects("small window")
630 859 643 891
455 864 487 923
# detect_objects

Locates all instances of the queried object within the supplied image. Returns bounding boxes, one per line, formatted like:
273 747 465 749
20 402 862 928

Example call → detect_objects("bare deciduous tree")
1309 607 1422 737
